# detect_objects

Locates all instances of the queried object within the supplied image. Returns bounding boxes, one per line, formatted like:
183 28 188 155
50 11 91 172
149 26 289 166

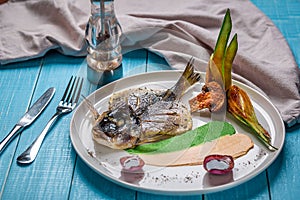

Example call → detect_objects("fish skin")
91 58 201 149
109 87 164 115
92 90 192 149
140 101 192 137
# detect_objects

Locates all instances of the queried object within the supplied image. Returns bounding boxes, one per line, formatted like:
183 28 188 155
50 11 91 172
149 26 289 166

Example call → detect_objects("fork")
17 76 83 164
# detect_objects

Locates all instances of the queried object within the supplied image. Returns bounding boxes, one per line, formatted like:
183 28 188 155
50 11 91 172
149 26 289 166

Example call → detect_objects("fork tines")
61 76 84 106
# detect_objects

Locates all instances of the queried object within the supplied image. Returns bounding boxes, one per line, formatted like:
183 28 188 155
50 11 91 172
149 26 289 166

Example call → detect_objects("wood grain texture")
122 49 148 77
205 173 269 200
267 128 300 200
0 58 42 196
147 52 171 72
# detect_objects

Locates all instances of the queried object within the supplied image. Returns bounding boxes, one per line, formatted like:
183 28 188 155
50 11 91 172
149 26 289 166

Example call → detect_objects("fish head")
92 105 141 149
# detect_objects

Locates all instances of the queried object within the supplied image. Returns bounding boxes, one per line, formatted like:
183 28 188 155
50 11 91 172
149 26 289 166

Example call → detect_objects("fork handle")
17 112 60 164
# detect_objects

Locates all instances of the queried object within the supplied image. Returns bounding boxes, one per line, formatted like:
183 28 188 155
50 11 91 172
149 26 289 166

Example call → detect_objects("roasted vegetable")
215 10 277 151
189 81 225 112
227 85 278 151
199 9 237 112
191 9 277 151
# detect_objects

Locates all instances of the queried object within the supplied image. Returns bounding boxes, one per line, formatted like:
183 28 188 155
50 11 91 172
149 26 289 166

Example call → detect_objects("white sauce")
206 160 229 170
123 157 140 170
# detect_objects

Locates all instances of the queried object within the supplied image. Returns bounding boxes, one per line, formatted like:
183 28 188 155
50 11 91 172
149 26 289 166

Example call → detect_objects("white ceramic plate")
70 71 285 195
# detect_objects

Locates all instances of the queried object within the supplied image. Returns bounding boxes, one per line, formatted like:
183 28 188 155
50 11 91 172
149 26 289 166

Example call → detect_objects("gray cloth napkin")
0 0 299 127
0 0 89 64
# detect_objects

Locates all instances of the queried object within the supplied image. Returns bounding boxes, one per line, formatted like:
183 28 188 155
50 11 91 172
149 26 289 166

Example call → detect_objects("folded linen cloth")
0 0 299 127
114 0 300 127
0 0 89 64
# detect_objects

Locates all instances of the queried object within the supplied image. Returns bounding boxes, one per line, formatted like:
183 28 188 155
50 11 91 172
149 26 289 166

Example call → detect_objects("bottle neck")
90 0 114 16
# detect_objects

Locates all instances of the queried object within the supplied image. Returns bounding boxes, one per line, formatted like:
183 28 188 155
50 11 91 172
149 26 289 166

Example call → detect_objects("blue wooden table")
0 0 299 199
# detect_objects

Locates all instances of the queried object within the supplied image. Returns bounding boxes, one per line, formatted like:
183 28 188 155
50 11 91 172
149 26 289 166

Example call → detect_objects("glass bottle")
86 0 122 83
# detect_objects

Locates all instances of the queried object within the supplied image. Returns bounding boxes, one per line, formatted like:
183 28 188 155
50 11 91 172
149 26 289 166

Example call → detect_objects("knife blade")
0 87 55 154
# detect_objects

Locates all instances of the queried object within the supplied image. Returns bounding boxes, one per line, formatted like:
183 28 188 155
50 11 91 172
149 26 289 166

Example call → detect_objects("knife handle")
0 125 23 154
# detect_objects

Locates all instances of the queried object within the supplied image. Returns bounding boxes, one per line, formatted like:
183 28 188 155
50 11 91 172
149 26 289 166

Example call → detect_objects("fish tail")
163 57 202 100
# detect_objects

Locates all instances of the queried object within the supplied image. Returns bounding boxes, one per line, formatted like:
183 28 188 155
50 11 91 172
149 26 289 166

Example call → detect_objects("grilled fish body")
91 58 201 149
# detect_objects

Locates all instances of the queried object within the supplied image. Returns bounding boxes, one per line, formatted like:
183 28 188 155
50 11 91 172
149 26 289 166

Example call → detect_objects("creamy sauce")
138 133 254 166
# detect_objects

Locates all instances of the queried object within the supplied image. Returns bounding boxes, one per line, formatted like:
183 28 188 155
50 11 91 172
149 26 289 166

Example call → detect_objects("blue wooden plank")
251 0 299 20
69 157 136 200
0 58 42 198
146 51 171 72
267 127 300 200
1 51 85 199
137 192 201 200
205 173 269 200
122 49 148 76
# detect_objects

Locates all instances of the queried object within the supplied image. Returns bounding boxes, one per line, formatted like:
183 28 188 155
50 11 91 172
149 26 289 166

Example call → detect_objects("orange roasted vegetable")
227 85 277 151
189 81 225 112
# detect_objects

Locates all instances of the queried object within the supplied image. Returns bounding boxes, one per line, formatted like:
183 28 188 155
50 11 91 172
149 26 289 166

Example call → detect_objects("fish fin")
81 95 100 120
163 57 202 100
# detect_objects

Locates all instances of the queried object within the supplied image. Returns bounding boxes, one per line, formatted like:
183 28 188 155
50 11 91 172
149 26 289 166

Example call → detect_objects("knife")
0 87 55 154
